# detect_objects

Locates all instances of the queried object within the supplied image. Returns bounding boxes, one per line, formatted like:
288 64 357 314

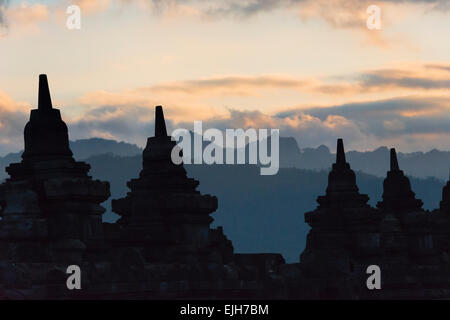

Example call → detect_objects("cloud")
118 0 450 25
72 63 450 151
123 0 297 18
0 0 8 35
81 64 450 111
3 0 447 31
425 64 450 72
175 108 368 151
63 102 370 152
275 95 450 150
0 2 49 35
66 92 450 153
67 105 160 144
298 0 370 29
8 3 48 24
359 69 450 90
0 91 29 154
72 0 111 14
79 89 223 123
144 66 450 97
314 64 450 94
112 0 447 47
1 86 450 155
2 62 450 154
0 0 7 25
141 75 309 96
200 0 300 17
194 96 450 151
134 0 450 18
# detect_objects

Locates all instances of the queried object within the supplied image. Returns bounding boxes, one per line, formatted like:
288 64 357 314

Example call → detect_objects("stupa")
316 139 370 209
299 139 382 299
428 169 450 266
111 106 234 265
297 143 450 299
377 148 423 212
108 106 286 298
0 75 110 298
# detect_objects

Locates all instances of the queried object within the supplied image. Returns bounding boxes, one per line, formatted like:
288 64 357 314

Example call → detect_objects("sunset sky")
0 0 449 155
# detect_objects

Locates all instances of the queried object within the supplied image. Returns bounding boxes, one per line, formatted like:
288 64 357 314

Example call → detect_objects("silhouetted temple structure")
111 106 233 264
297 141 450 299
2 75 450 299
297 139 382 298
0 75 284 299
377 148 424 212
0 75 110 298
106 105 285 298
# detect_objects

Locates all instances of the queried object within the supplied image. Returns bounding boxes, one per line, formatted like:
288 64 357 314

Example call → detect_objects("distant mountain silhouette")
186 133 450 179
299 145 450 180
80 153 444 263
0 138 141 180
3 136 450 179
176 131 301 168
70 138 141 159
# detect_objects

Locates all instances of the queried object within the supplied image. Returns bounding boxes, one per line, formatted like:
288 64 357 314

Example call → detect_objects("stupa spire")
316 138 369 208
38 74 53 110
155 106 168 137
377 146 423 212
336 138 346 165
22 74 73 159
390 148 400 172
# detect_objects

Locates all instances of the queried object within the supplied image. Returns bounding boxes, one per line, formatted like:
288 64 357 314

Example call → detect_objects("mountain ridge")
2 136 450 180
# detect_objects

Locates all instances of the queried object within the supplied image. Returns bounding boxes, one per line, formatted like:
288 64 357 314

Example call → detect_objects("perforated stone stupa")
0 75 110 298
297 140 450 299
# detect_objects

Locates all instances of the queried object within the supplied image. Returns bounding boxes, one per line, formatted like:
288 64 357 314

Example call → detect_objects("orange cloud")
6 2 49 27
72 0 111 15
77 63 450 124
144 75 310 96
0 91 29 152
0 90 29 113
78 89 223 123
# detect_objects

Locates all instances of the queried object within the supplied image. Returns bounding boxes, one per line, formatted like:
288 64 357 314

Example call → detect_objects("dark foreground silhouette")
1 75 450 299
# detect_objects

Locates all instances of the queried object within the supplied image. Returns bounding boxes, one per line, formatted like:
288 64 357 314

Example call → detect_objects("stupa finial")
38 74 53 110
390 148 400 172
336 138 346 165
155 106 168 137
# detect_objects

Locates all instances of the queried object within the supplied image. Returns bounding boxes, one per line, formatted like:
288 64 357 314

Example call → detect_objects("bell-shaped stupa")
0 75 110 267
112 106 233 264
21 75 73 160
317 139 370 209
300 139 382 299
377 148 423 213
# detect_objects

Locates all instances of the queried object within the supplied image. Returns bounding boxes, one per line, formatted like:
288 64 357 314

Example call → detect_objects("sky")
0 0 449 155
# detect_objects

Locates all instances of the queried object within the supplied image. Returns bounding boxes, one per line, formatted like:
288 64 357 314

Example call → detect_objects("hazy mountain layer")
82 153 444 263
2 137 450 179
0 138 141 180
